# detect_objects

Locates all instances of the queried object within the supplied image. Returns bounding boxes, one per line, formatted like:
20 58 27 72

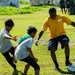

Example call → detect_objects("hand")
35 40 39 46
12 36 18 41
13 58 17 63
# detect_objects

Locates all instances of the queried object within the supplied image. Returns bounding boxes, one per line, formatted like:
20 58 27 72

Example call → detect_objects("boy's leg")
9 47 17 63
35 69 39 75
59 35 72 66
2 51 16 71
24 64 30 75
9 47 15 55
63 42 72 66
64 8 66 13
21 56 40 75
50 48 59 70
48 38 59 70
61 8 63 13
23 66 39 75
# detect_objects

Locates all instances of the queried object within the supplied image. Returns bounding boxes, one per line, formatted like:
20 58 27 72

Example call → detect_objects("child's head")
27 26 37 38
5 19 14 31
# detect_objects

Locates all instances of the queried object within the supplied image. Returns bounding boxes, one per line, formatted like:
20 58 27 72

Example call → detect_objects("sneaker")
66 60 72 66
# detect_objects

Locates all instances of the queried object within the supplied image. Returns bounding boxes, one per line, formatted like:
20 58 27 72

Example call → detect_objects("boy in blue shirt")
14 26 40 75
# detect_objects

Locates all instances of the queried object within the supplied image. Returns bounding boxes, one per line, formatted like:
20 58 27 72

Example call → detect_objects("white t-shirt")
14 37 34 60
0 28 12 53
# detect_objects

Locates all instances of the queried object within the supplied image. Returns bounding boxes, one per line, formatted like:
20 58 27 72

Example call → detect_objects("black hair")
5 19 14 26
27 26 37 34
49 8 56 14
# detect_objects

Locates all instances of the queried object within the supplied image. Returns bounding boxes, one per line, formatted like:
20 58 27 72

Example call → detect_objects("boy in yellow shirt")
35 8 75 70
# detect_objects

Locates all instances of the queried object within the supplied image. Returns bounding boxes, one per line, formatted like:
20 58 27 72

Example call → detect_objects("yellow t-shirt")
41 15 72 39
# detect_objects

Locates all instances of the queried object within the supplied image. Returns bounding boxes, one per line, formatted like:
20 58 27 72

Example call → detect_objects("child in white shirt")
15 26 40 75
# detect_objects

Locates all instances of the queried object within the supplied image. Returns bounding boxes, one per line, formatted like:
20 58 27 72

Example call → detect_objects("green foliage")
0 0 51 15
20 0 25 4
20 0 29 5
0 5 50 15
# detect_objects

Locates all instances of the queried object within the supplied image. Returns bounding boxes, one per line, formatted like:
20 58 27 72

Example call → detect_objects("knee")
34 64 40 70
48 47 56 51
50 47 56 53
63 42 69 48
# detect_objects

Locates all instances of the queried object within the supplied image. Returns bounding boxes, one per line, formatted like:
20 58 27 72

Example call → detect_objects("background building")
0 0 20 7
29 0 60 6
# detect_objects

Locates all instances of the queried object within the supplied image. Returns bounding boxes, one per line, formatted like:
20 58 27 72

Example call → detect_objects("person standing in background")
60 0 66 13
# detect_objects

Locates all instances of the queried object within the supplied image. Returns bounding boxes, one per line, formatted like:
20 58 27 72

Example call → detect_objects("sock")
66 56 69 61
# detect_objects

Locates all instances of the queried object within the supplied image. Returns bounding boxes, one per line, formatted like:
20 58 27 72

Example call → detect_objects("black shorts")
48 35 69 51
20 55 40 70
60 4 65 9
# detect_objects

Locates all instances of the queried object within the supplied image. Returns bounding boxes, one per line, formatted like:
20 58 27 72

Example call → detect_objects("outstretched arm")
35 31 44 45
4 34 17 41
71 22 75 27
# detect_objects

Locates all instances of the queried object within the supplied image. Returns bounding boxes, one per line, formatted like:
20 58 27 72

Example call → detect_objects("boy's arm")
27 48 35 58
71 22 75 27
35 31 44 45
27 48 38 62
4 34 17 41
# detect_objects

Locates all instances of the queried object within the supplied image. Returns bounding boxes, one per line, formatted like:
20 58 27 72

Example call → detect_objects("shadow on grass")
12 70 19 75
58 69 75 75
12 71 23 75
18 71 24 75
12 70 24 75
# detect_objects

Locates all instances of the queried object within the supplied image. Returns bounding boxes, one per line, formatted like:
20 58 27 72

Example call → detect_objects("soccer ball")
67 64 75 73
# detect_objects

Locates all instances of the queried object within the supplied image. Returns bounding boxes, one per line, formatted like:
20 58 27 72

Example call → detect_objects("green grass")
0 7 75 75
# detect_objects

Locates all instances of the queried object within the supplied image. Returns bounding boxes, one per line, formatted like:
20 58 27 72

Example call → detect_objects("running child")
0 19 17 71
14 26 40 75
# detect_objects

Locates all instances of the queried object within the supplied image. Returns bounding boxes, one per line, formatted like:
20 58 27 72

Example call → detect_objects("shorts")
60 4 65 9
48 35 69 51
20 55 40 70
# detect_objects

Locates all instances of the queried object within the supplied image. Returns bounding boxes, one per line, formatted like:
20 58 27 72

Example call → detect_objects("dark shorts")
66 4 70 9
2 47 16 69
60 5 65 9
48 35 69 51
20 55 40 70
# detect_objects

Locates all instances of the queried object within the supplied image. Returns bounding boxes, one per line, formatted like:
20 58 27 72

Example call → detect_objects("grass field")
0 6 75 75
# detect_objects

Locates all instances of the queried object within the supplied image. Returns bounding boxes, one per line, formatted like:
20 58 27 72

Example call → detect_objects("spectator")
66 0 70 13
60 0 66 13
10 2 15 7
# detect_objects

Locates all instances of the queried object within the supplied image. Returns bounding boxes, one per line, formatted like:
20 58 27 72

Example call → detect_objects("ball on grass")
67 64 75 73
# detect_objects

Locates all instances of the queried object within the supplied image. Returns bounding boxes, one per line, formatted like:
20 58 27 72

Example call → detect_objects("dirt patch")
69 42 75 47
